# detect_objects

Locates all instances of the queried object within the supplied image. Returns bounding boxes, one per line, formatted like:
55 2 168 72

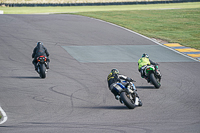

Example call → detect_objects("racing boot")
144 76 150 83
138 98 143 106
115 95 120 100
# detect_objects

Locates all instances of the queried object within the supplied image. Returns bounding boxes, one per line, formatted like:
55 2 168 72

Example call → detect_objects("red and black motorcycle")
36 56 48 78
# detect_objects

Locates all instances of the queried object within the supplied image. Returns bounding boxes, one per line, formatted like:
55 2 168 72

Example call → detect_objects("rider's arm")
149 59 158 65
32 48 36 58
118 74 127 80
44 47 49 57
118 74 133 82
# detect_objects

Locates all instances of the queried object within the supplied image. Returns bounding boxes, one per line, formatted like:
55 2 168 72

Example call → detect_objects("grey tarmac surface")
0 14 200 133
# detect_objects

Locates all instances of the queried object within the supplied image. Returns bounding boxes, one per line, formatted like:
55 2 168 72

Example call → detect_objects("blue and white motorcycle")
113 80 142 109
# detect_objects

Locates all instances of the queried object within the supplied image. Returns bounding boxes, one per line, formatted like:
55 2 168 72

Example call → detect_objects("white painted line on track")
88 17 199 62
0 106 8 124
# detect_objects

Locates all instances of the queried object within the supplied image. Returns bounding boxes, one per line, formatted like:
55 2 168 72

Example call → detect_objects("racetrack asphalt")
0 14 200 133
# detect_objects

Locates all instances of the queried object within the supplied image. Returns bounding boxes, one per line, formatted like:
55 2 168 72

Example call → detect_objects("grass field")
0 2 199 49
75 7 200 49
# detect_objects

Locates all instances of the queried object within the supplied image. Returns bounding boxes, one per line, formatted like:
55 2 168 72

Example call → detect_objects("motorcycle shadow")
136 86 156 89
81 106 128 110
11 76 40 79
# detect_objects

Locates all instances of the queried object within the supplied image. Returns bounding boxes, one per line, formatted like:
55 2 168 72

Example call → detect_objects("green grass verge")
0 2 200 49
74 8 200 49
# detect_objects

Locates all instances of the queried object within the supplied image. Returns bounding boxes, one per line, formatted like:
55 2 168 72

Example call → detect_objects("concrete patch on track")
163 43 200 61
62 45 195 63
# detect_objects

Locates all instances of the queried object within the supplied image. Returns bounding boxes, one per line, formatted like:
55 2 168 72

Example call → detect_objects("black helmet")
142 53 149 58
37 42 43 46
111 68 119 74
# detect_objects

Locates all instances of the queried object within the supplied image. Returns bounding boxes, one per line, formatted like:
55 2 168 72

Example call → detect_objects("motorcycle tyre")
120 92 135 109
149 73 160 88
39 64 46 79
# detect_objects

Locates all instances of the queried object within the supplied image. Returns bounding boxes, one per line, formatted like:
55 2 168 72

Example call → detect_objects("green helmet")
111 68 119 74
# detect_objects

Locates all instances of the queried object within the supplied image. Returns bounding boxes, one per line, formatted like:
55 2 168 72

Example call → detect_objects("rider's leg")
140 67 145 78
46 58 50 69
32 59 37 70
110 83 124 100
111 89 120 100
140 66 150 82
46 61 49 69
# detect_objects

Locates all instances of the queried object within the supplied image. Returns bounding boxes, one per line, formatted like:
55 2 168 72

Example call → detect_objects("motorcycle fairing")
113 83 125 93
145 65 155 75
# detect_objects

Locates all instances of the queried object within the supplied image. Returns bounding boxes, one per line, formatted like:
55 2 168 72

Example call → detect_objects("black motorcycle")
36 55 48 78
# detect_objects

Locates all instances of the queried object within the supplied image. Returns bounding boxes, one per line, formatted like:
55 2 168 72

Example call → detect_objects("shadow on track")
136 86 156 89
79 105 128 110
10 76 40 79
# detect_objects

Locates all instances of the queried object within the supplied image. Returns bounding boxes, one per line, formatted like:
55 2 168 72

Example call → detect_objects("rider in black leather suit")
32 42 50 70
107 68 133 100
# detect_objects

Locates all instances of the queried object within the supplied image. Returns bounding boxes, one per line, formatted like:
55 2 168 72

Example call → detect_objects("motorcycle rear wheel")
120 92 135 109
39 64 46 78
149 73 160 88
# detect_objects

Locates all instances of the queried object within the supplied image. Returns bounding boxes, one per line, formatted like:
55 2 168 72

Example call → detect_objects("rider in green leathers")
138 53 157 81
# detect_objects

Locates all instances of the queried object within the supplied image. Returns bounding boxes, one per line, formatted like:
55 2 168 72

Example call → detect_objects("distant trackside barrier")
0 0 200 7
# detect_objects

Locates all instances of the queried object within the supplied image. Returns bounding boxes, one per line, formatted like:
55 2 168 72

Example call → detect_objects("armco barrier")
1 0 200 7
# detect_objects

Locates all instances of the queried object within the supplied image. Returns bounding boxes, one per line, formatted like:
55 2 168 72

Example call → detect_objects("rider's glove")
127 77 133 82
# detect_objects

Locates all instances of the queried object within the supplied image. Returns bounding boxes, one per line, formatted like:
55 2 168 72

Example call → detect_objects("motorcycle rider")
107 68 134 100
32 42 50 70
138 53 158 81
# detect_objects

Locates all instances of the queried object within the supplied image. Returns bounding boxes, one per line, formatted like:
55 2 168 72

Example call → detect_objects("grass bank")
74 7 200 49
0 2 199 49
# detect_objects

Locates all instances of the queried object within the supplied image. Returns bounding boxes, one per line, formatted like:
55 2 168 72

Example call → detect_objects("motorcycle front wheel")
120 92 135 109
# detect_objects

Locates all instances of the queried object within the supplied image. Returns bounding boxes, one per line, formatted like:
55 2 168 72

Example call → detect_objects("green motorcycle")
144 65 161 88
